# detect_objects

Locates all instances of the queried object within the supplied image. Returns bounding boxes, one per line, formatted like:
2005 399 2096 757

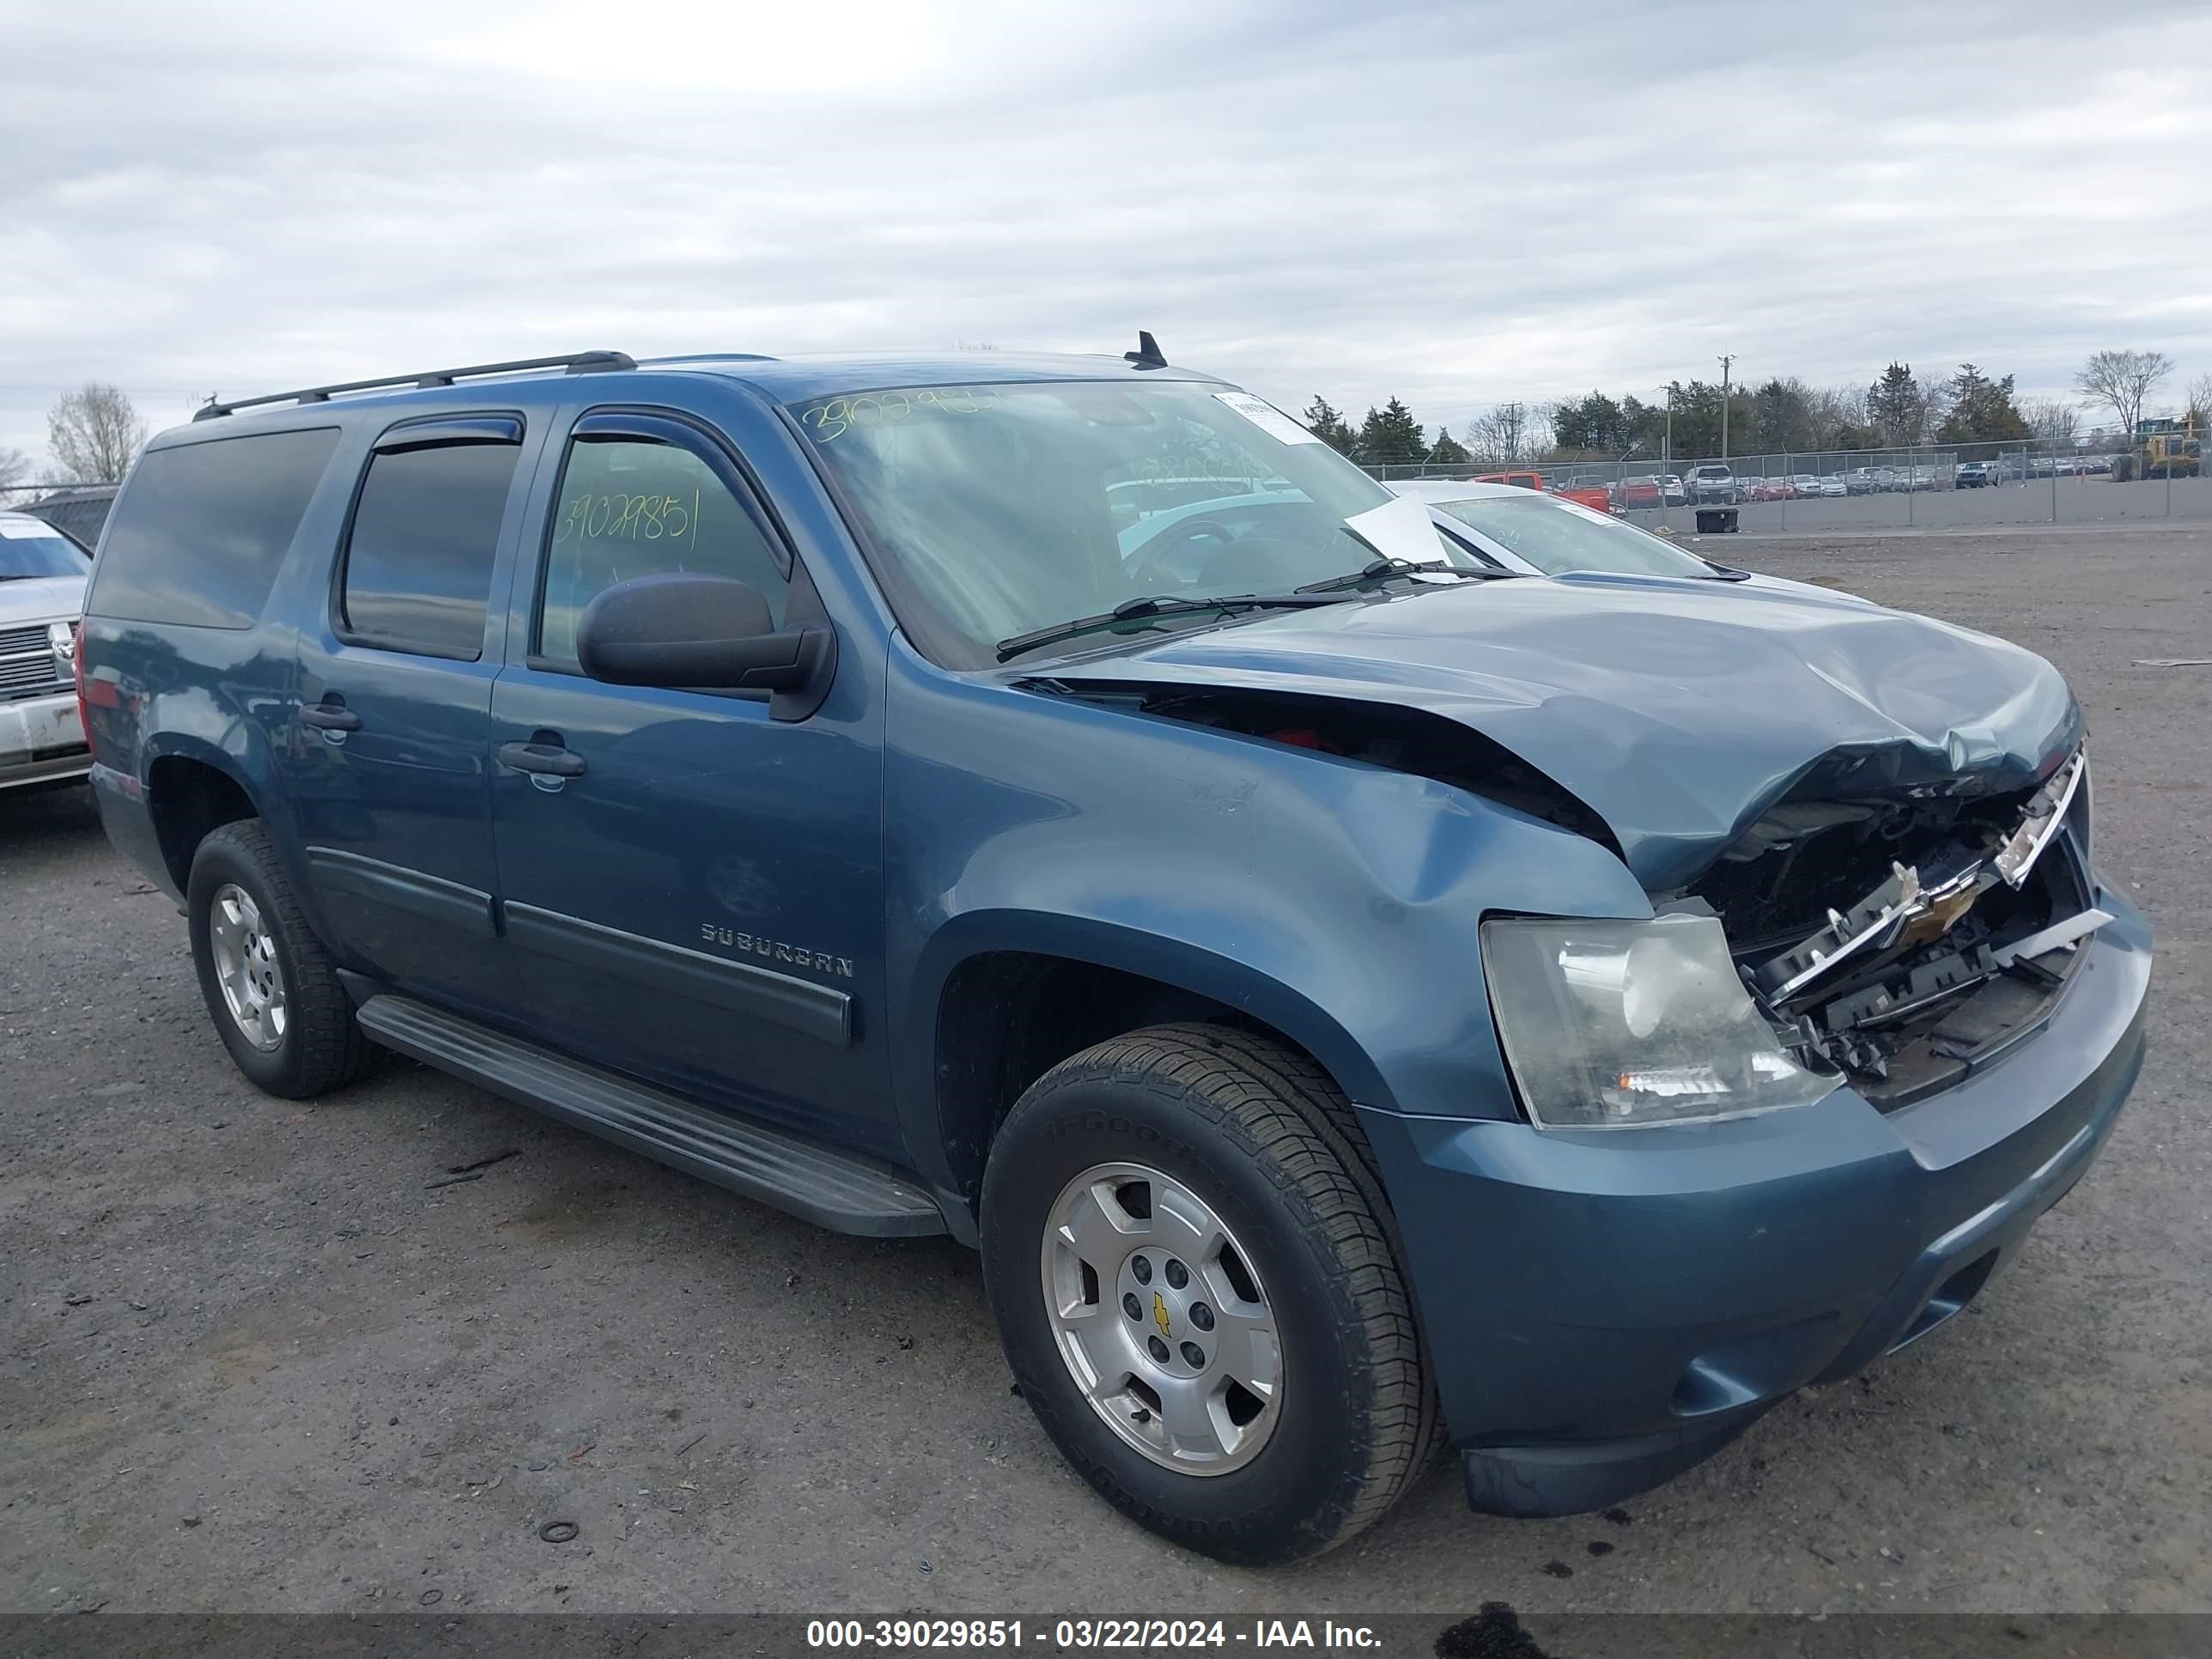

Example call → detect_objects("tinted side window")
88 428 341 629
537 436 786 665
340 441 520 659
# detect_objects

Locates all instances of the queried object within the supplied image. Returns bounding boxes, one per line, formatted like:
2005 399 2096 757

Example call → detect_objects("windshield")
789 380 1460 666
0 520 90 580
1431 494 1720 579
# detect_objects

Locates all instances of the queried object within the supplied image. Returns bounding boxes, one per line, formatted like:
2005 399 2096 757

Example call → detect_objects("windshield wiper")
1295 556 1516 595
995 592 1343 663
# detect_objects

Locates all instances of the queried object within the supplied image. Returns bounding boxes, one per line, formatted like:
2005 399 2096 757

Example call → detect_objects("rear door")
283 412 540 1020
484 407 895 1156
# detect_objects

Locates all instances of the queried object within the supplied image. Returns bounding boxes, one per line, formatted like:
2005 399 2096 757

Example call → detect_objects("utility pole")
1717 354 1735 465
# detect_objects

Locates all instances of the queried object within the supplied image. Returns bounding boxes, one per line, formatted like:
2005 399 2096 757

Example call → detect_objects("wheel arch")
143 739 263 894
908 910 1392 1212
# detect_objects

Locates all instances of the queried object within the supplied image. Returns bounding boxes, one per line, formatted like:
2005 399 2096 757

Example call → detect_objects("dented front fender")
884 645 1649 1171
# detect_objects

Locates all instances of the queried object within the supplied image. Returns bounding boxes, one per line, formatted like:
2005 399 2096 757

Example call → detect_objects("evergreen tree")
1750 378 1820 453
1356 398 1426 465
1427 427 1470 465
1867 362 1928 446
1300 395 1358 456
1547 391 1633 453
1654 380 1753 459
1936 364 2033 443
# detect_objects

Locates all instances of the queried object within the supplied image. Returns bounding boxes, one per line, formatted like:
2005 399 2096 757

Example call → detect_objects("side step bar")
356 994 948 1238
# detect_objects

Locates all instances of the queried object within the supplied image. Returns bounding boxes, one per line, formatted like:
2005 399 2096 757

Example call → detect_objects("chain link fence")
1364 435 2210 531
1 482 121 551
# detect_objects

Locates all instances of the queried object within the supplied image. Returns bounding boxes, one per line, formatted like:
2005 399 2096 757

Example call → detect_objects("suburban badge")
699 923 854 979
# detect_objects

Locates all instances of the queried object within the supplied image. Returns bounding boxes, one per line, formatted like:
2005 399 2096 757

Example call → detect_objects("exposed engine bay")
1672 747 2098 1104
1033 678 2100 1111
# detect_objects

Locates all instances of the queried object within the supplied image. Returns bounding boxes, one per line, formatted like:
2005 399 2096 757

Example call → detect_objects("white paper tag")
0 518 61 538
1212 392 1322 446
1343 495 1452 565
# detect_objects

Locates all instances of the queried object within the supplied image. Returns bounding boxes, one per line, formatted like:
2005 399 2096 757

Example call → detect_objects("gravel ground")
2 525 2207 1617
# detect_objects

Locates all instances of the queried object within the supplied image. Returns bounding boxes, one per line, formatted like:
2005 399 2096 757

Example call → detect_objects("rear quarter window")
88 428 341 629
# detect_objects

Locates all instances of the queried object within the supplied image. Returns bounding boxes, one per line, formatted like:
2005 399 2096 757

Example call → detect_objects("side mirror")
576 574 836 718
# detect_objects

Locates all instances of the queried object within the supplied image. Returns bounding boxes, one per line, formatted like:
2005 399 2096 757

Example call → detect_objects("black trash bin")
1694 506 1739 534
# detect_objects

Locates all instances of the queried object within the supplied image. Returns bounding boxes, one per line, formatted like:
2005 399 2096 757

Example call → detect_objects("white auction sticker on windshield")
0 519 59 538
1213 392 1322 446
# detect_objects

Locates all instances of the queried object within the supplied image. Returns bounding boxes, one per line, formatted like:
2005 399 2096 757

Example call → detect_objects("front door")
486 409 895 1157
285 413 537 1021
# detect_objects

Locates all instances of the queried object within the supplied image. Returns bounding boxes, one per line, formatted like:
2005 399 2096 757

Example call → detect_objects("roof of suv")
177 348 1231 437
652 350 1227 401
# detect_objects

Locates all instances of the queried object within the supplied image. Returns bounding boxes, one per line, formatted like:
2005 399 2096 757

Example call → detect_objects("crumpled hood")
1044 572 2081 890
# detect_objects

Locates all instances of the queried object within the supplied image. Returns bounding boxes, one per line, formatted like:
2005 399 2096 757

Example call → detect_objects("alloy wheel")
1039 1161 1282 1475
209 882 288 1052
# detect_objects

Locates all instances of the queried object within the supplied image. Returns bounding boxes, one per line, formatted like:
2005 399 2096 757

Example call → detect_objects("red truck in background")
1478 470 1618 514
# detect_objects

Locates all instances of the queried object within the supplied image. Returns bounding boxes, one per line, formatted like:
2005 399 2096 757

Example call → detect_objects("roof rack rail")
193 350 635 422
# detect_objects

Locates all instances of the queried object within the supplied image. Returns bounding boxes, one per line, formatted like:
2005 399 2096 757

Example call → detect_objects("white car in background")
0 512 93 792
1685 464 1738 504
1382 479 1856 603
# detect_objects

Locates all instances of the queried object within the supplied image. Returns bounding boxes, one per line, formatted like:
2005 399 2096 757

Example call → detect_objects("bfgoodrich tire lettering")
186 819 375 1098
981 1023 1437 1565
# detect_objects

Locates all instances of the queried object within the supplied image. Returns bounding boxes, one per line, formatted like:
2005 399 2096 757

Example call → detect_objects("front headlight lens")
1482 913 1838 1130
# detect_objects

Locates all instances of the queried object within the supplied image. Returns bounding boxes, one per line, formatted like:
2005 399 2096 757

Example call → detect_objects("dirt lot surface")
3 525 2207 1617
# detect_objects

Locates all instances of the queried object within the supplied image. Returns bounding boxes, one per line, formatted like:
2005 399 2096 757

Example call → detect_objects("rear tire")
981 1023 1438 1565
187 819 375 1098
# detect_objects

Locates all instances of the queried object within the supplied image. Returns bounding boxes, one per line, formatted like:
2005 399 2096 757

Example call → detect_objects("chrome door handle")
498 741 586 778
299 702 362 732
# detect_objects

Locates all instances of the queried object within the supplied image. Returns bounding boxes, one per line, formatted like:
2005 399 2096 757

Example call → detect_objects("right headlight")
1481 913 1839 1130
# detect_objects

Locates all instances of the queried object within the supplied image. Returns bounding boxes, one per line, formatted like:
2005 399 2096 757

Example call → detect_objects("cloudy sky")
4 0 2209 471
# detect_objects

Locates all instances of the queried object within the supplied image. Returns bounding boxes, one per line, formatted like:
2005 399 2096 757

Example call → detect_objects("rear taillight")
71 623 88 739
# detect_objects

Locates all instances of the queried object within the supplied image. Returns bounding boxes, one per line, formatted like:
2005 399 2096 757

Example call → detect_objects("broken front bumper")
1357 884 2150 1519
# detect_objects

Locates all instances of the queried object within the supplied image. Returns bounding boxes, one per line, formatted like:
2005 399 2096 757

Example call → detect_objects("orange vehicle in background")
1477 470 1617 514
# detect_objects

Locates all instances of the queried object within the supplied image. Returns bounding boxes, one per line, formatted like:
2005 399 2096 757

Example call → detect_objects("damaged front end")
1680 747 2101 1107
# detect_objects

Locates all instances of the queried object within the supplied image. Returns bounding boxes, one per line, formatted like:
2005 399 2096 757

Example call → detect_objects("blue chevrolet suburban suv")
79 344 2148 1565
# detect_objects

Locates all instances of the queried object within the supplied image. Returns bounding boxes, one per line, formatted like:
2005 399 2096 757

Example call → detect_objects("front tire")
981 1024 1437 1565
187 819 374 1098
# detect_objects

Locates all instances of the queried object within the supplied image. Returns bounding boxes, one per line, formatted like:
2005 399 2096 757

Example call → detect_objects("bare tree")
0 446 32 493
2185 372 2212 431
2019 397 2079 443
46 383 149 483
2072 350 2172 445
1467 401 1547 464
2031 402 2082 446
1807 385 1873 449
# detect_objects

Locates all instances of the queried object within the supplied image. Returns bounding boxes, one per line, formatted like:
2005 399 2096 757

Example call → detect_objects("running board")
356 994 947 1237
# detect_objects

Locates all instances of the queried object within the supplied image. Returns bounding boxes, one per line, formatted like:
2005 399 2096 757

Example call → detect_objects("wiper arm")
994 592 1342 663
1295 556 1516 594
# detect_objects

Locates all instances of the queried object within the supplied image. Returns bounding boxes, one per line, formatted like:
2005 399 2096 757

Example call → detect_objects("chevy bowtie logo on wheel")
1153 1291 1173 1340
